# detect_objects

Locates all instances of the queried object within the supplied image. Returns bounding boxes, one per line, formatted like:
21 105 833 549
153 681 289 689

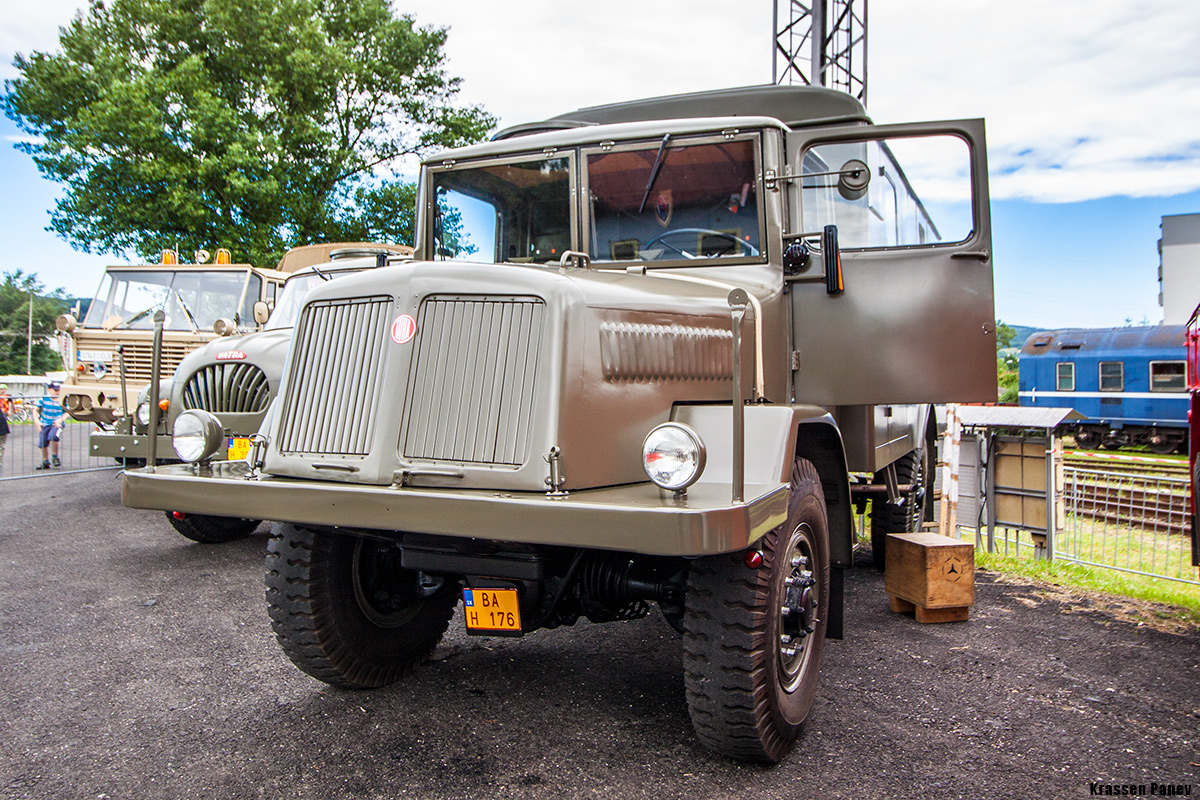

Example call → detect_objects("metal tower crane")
772 0 867 105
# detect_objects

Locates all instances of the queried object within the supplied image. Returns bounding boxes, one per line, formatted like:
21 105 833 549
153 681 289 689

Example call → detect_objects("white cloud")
868 0 1200 203
2 0 1198 207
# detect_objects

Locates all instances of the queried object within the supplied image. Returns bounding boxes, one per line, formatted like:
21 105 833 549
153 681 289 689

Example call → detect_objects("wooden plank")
914 604 970 623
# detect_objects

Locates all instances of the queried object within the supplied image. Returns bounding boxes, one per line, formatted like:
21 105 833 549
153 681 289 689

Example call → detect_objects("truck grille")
276 296 393 456
401 297 545 467
181 363 270 414
79 342 189 384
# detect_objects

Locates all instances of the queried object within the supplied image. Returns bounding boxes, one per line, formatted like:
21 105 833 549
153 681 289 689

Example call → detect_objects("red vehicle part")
1188 304 1200 568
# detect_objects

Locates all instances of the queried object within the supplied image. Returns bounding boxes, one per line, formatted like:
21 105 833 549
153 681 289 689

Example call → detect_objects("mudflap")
827 567 844 640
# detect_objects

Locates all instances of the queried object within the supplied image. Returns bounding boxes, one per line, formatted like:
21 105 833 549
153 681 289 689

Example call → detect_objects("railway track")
1066 473 1191 536
1064 450 1190 479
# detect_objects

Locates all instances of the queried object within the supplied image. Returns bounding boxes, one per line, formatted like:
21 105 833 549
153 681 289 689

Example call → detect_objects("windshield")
266 268 363 330
82 269 253 332
587 137 761 262
431 156 572 263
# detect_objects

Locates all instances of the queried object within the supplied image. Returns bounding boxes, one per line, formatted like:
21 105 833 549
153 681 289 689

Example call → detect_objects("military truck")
56 249 291 427
153 245 413 543
85 244 411 465
123 85 996 762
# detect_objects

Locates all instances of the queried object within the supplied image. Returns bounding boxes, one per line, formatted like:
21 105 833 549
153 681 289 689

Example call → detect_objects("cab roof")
492 84 869 140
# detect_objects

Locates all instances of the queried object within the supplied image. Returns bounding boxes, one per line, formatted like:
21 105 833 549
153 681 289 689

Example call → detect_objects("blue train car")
1018 325 1189 453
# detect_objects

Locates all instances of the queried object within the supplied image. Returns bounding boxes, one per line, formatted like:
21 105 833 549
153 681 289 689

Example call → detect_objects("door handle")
951 249 990 262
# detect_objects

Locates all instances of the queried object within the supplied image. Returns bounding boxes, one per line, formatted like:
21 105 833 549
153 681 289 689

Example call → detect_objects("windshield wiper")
173 290 199 333
638 134 672 214
311 265 331 281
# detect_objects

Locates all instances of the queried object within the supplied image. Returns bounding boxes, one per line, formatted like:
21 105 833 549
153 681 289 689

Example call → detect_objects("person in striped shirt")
36 382 64 470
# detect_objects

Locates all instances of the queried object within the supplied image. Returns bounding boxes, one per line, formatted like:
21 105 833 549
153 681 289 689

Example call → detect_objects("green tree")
995 320 1016 350
0 271 70 376
3 0 495 267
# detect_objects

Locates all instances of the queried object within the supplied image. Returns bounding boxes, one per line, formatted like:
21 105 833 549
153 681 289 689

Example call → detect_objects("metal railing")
954 464 1198 586
1 400 122 480
1057 466 1196 584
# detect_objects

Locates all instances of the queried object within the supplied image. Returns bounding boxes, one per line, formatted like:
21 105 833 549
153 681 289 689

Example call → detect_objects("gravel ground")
2 469 1198 800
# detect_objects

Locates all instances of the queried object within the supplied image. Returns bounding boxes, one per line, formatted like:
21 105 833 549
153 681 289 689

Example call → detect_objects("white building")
1158 212 1200 324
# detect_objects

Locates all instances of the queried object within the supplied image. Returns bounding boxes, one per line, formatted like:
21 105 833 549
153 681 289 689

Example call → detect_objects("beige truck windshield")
83 269 259 332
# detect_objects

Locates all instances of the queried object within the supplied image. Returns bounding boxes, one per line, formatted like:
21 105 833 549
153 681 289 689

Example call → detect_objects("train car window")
1099 361 1124 392
1056 362 1075 392
1149 361 1186 392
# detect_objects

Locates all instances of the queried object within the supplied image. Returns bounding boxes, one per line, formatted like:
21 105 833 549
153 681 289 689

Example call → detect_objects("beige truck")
123 85 996 762
57 250 292 427
73 245 410 463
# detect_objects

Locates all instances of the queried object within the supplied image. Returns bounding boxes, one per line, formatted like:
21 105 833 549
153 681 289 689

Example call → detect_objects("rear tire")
265 524 459 689
682 457 829 763
165 511 259 543
870 445 932 569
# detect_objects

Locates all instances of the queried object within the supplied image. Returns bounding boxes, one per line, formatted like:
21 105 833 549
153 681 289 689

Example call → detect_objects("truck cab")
122 85 996 763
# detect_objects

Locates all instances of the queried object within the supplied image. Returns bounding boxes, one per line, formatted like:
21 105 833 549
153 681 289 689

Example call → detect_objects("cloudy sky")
2 0 1199 328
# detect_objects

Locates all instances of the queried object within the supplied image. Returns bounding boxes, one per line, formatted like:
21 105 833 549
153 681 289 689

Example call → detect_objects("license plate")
463 588 521 634
227 436 252 461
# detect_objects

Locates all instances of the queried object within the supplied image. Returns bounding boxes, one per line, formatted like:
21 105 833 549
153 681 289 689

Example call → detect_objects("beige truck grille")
73 342 190 385
181 363 271 414
276 296 393 456
401 296 545 467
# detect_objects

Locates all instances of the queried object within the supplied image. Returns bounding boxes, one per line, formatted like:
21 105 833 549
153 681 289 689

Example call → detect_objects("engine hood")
262 259 753 491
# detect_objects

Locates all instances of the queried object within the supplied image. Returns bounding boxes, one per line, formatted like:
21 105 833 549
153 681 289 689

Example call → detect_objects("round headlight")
135 400 152 428
172 409 225 463
642 423 706 492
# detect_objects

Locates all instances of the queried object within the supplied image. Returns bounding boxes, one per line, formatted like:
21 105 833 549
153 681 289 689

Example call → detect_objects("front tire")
682 458 830 763
265 524 459 689
165 511 259 543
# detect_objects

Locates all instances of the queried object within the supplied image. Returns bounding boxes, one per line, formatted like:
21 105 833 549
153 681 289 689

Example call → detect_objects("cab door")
786 120 996 406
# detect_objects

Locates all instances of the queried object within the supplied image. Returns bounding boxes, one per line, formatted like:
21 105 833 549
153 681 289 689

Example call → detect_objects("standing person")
36 382 65 470
0 383 10 417
0 390 8 473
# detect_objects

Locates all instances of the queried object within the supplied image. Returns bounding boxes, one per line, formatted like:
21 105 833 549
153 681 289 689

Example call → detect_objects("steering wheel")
643 228 759 259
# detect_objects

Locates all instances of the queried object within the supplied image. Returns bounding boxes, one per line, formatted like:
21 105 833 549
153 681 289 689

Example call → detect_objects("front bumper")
90 432 173 460
122 461 789 557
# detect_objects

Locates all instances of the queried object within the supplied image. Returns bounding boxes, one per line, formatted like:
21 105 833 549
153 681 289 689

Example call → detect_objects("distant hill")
1006 324 1041 348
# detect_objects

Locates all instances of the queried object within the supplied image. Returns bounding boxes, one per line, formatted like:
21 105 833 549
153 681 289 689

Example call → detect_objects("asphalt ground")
2 470 1198 800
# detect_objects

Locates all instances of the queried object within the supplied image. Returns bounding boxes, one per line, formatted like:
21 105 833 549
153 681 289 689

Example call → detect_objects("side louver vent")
276 296 392 456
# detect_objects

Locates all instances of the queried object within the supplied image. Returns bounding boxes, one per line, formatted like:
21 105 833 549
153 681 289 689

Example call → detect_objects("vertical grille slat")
402 296 544 467
277 296 392 457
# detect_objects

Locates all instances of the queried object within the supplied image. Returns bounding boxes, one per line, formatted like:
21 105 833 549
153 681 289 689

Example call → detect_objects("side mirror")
837 159 870 201
253 301 270 326
823 225 844 295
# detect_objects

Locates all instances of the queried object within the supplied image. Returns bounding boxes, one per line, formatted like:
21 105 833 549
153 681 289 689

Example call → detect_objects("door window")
799 135 973 248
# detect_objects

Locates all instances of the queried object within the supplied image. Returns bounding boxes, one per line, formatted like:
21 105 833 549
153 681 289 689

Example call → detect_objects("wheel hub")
351 540 442 628
777 527 819 689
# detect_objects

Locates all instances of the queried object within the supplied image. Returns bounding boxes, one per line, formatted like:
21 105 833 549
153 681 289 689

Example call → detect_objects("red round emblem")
390 314 418 344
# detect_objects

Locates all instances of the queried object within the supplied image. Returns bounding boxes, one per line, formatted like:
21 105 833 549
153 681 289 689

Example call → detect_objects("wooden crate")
884 532 974 623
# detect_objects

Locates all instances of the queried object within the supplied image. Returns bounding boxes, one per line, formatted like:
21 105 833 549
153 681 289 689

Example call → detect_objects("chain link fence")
1 398 122 480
